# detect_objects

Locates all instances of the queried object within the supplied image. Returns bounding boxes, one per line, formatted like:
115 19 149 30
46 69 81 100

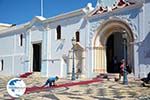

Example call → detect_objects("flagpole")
41 0 43 16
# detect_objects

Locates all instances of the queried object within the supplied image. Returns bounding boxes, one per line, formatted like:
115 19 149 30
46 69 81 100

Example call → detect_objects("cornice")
43 9 85 23
0 22 29 35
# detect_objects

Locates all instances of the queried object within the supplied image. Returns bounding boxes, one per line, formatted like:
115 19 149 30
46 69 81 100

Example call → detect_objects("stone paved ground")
0 74 150 100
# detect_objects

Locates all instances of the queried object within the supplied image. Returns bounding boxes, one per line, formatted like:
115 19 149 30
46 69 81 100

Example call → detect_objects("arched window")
56 25 61 40
0 60 3 71
76 31 80 42
20 34 23 46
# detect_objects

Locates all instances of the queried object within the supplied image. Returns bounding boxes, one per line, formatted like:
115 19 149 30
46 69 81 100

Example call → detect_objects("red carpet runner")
19 72 32 78
25 78 103 94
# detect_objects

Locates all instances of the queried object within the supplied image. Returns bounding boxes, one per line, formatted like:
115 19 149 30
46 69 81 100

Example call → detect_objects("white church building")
0 0 150 78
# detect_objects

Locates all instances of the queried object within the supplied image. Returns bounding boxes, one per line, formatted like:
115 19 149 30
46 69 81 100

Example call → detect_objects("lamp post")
122 31 128 85
71 37 76 80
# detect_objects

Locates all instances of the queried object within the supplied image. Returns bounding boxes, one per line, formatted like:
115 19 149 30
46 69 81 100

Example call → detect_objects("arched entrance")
92 19 135 74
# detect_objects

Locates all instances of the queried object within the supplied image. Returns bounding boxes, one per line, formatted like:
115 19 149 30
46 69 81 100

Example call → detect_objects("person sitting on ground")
141 72 150 87
42 76 59 87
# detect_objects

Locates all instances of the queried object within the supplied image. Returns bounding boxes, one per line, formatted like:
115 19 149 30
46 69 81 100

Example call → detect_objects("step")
30 72 41 77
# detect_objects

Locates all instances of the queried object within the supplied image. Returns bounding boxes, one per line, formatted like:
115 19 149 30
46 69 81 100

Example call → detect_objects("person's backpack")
126 65 132 74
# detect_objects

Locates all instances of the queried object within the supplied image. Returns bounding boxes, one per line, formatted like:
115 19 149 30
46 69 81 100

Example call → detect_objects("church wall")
13 32 25 76
0 34 14 76
0 30 25 76
138 1 150 77
48 14 85 59
23 27 45 75
46 14 87 77
31 29 43 42
0 1 149 78
0 56 13 76
0 34 14 55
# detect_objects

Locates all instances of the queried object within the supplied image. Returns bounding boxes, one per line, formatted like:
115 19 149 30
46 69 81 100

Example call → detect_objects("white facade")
0 0 150 78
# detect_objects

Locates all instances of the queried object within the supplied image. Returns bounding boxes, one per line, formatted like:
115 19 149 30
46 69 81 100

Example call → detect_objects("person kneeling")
43 76 59 87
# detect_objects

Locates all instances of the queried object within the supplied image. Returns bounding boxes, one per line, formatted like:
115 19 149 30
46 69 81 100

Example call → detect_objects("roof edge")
0 16 46 35
44 8 85 23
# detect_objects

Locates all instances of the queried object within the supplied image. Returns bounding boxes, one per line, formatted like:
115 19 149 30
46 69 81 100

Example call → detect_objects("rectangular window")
19 34 23 46
56 25 61 40
0 60 3 71
76 31 80 42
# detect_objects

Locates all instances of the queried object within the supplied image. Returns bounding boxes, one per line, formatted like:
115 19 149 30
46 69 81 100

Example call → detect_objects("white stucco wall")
46 14 87 77
0 31 25 76
31 29 43 43
138 1 150 77
0 1 149 78
0 35 14 55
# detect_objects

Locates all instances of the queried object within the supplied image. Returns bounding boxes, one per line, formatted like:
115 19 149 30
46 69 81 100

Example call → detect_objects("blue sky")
0 0 97 25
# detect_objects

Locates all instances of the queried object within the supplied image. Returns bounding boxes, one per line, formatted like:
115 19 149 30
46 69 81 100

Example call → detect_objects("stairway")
96 73 119 80
19 72 42 78
30 72 41 77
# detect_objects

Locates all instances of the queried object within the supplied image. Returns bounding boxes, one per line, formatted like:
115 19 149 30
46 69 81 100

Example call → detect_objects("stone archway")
92 19 135 74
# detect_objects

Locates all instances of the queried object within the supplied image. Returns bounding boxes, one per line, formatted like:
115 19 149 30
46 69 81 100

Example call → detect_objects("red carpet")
19 72 32 78
25 78 103 94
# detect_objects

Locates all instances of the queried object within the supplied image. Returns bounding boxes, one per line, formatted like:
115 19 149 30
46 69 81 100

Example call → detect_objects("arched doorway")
92 19 135 74
106 32 127 73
